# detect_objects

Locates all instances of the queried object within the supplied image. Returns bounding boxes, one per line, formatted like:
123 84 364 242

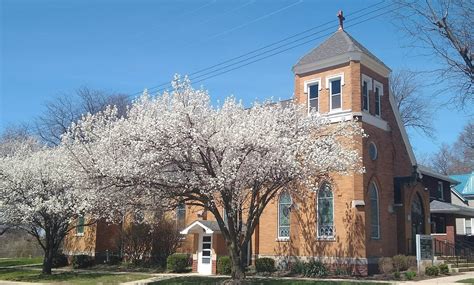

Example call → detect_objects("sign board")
416 234 433 271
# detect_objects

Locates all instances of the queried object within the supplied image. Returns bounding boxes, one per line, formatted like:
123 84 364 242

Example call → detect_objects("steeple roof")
292 29 390 74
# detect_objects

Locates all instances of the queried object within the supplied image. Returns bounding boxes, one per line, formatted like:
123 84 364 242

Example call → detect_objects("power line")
128 1 388 97
187 8 399 88
181 3 395 87
131 2 395 97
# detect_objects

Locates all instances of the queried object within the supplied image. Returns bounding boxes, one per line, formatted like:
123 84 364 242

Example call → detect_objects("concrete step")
443 259 468 264
451 263 474 268
457 267 474 273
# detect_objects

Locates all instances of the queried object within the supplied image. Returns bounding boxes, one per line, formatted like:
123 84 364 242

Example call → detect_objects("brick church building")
64 19 461 275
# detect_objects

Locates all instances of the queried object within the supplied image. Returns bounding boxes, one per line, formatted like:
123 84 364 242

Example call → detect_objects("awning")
430 200 474 218
180 220 221 235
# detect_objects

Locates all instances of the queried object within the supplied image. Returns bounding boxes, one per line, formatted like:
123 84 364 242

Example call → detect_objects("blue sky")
1 0 471 157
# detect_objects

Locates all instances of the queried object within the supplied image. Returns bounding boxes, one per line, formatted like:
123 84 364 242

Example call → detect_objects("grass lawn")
0 268 152 284
150 277 388 285
457 278 474 283
0 257 43 267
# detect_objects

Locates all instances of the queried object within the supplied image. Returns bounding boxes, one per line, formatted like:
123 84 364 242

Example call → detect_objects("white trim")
471 218 474 236
360 112 390 131
361 74 372 112
326 73 345 87
293 53 357 75
304 78 321 114
462 218 466 235
63 251 95 256
451 186 468 203
323 109 353 123
389 90 417 166
256 254 369 265
197 233 213 275
276 237 290 242
180 221 215 234
303 78 322 92
360 53 391 77
373 80 383 118
292 51 391 77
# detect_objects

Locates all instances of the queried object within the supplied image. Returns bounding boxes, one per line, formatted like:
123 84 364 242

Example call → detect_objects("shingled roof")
293 29 389 73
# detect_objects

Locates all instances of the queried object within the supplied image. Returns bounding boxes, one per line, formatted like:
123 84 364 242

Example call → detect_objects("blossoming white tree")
63 76 364 281
0 141 96 274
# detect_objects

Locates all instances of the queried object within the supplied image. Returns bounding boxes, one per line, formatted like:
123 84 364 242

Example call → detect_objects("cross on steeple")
337 10 345 30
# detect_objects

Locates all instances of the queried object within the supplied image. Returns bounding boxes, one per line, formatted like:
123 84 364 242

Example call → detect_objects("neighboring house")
63 217 122 263
417 166 474 249
451 172 474 236
63 21 465 275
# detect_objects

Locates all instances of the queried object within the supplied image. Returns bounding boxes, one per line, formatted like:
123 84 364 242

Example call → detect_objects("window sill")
276 237 290 242
328 109 343 114
317 237 335 241
431 233 447 236
75 233 84 237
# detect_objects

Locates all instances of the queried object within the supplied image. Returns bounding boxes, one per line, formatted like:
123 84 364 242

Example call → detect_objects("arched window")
278 192 291 239
317 183 334 238
369 182 380 239
176 203 186 230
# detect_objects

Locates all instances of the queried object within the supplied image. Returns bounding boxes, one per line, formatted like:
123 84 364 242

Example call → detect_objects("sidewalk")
394 271 474 284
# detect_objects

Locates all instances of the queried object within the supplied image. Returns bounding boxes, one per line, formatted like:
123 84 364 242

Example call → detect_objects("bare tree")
394 0 473 107
431 143 453 175
390 69 434 136
430 121 473 174
36 87 129 145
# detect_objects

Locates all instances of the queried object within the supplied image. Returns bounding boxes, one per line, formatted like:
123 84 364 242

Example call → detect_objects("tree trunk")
229 241 245 284
42 245 54 275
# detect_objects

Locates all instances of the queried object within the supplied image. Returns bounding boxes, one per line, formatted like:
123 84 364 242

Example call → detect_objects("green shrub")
406 256 417 269
217 256 232 275
255 258 275 273
334 267 350 276
166 253 189 273
439 263 449 274
303 260 328 278
404 271 417 280
393 271 401 279
72 255 94 269
289 260 305 275
425 265 439 276
392 255 408 272
106 255 122 265
378 257 394 274
52 253 68 268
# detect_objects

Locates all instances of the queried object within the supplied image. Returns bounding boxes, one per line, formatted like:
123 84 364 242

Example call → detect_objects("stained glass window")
369 183 380 239
278 192 291 238
317 183 334 238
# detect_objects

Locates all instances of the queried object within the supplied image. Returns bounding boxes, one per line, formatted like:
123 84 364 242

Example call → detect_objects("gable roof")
293 29 390 74
451 186 468 204
451 172 474 196
430 199 474 217
418 165 460 184
179 220 221 234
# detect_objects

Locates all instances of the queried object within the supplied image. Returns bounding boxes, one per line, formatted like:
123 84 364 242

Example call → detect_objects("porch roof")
180 220 221 235
430 200 474 218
